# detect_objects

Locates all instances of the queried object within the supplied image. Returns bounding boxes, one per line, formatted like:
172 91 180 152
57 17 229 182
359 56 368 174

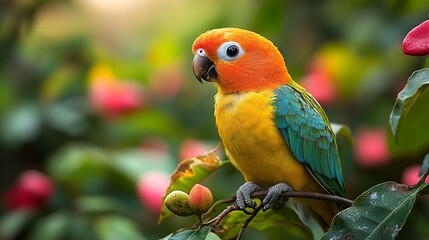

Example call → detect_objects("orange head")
192 28 291 93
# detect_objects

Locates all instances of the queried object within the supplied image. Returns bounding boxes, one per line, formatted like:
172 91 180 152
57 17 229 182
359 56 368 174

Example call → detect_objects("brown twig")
205 190 352 228
206 204 238 227
253 190 353 207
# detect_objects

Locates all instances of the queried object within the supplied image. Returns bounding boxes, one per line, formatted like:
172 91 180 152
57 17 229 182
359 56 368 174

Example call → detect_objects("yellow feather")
215 89 320 192
215 89 338 229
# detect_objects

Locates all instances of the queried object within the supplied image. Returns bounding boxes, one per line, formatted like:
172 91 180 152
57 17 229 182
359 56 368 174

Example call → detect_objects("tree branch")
252 190 353 207
206 190 353 228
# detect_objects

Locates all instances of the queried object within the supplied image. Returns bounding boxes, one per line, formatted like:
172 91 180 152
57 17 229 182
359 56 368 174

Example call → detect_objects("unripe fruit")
189 184 213 215
164 190 193 216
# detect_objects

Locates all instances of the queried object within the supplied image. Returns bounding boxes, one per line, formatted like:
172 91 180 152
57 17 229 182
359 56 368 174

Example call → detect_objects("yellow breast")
214 90 320 192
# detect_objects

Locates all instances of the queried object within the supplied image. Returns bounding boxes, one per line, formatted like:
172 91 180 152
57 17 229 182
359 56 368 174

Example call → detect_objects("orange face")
192 28 291 93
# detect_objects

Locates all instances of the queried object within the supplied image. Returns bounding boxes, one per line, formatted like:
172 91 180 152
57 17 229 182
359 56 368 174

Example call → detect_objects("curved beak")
192 54 217 83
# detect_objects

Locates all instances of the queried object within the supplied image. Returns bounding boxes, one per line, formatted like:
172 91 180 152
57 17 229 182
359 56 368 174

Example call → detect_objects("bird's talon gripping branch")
236 182 262 212
262 183 293 211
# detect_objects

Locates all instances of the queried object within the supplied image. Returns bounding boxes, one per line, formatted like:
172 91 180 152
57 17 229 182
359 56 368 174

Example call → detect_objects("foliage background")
1 0 429 239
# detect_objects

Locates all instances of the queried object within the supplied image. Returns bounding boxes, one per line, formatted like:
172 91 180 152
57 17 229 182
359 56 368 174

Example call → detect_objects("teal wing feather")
274 83 345 197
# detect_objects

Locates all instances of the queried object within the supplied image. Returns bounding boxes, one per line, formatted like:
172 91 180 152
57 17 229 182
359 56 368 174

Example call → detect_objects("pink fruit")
137 171 170 215
355 128 390 167
188 184 213 215
403 20 429 56
402 165 429 186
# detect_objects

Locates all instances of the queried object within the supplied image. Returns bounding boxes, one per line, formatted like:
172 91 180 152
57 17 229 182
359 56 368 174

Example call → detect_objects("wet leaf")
221 207 312 240
323 181 429 240
390 68 429 139
158 149 228 224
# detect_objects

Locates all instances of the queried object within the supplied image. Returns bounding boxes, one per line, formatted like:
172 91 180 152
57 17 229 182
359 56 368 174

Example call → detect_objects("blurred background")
1 0 429 239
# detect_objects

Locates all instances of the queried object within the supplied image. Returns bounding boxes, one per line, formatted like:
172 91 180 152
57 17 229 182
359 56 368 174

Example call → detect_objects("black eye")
217 41 244 61
226 45 239 57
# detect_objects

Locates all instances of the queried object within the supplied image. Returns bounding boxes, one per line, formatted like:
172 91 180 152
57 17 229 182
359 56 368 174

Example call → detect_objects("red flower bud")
188 184 213 215
403 20 429 56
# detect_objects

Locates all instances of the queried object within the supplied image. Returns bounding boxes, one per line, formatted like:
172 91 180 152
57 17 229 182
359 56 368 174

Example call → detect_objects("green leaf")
323 181 429 240
47 144 110 186
75 196 121 213
160 226 217 240
390 68 429 139
158 149 228 224
28 212 69 240
0 210 35 240
94 215 146 240
1 103 41 147
221 207 312 240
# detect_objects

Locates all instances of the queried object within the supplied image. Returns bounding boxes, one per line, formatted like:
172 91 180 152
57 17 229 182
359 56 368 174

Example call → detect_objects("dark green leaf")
323 181 428 240
390 68 429 139
221 207 312 240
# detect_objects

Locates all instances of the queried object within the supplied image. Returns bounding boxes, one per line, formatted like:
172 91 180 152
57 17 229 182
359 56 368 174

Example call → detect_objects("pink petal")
355 128 390 167
403 20 429 56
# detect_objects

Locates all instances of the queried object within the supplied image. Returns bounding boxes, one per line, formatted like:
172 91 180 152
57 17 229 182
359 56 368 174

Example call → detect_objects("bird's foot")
235 182 262 214
262 183 293 211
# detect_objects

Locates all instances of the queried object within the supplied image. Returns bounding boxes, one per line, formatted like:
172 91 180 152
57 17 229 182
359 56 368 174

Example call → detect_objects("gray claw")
262 183 293 211
236 182 262 211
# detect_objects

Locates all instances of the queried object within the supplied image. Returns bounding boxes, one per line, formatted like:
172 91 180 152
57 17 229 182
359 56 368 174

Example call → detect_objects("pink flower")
300 59 337 105
3 170 53 210
403 19 429 56
88 65 144 117
402 165 429 186
178 139 212 161
137 171 170 215
355 128 390 167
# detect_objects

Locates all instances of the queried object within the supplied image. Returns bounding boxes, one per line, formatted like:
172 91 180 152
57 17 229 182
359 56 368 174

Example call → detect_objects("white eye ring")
196 48 206 57
217 41 244 61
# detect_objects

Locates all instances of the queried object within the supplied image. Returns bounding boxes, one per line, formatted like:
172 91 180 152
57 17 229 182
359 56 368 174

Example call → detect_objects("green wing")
274 82 345 197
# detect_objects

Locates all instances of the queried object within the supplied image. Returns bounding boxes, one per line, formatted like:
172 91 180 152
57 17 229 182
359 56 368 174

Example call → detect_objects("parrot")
191 28 345 230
